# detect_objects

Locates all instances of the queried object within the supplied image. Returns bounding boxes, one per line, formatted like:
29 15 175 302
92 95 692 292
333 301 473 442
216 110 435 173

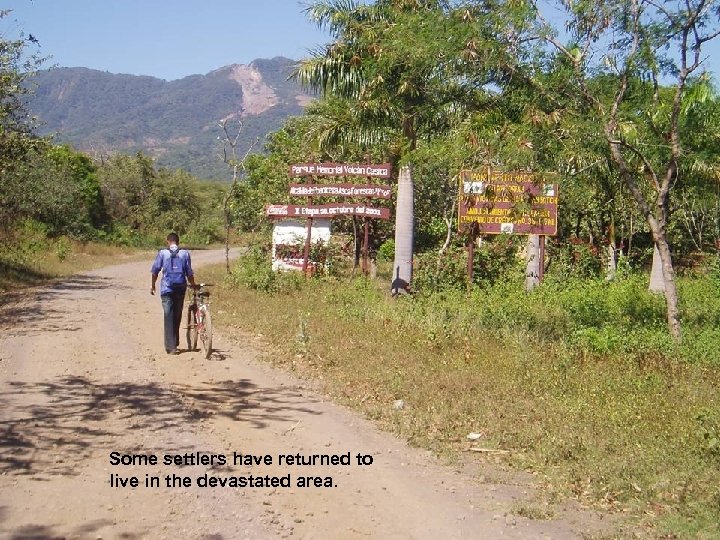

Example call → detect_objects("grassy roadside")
0 239 152 292
0 231 236 292
201 261 720 539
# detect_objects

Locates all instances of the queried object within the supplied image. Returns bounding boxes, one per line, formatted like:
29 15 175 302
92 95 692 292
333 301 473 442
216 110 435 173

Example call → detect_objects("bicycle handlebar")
190 283 214 289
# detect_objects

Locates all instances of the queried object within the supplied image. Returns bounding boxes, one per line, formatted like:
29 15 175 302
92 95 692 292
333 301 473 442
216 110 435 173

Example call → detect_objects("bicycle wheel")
186 305 198 351
198 306 212 359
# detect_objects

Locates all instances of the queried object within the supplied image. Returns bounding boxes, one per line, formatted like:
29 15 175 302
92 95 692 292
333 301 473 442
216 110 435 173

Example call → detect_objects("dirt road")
0 250 611 539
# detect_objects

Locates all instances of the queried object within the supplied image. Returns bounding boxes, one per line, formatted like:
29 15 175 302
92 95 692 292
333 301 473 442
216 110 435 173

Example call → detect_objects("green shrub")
695 409 720 461
4 219 49 266
678 272 720 330
229 243 303 295
410 271 691 360
54 236 71 262
105 224 144 247
225 238 720 365
309 238 344 278
706 253 720 290
377 240 395 262
413 247 468 292
414 236 524 293
184 219 224 246
473 235 525 285
681 327 720 364
546 239 604 279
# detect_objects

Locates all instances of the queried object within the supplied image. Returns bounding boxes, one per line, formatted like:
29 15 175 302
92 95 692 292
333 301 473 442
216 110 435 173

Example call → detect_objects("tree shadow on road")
0 375 321 477
0 275 124 335
176 379 318 425
5 522 217 540
5 519 117 540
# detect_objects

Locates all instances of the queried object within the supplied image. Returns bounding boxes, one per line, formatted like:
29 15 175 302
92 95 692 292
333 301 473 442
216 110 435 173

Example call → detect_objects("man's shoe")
166 349 180 355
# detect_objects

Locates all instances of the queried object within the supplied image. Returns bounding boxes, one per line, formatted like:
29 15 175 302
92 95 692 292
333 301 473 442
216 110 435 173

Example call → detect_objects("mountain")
26 57 314 180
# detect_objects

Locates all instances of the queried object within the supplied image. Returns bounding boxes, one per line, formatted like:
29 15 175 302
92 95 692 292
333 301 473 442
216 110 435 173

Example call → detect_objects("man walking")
151 232 196 354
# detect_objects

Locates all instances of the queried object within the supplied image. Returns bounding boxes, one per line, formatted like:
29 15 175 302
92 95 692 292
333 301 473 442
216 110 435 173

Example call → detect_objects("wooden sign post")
458 169 558 288
266 163 393 276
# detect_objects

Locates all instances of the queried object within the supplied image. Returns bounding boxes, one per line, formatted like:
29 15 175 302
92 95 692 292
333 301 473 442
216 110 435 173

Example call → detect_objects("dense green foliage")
229 243 305 295
96 152 227 246
224 0 720 340
3 141 225 245
229 241 720 363
0 10 232 286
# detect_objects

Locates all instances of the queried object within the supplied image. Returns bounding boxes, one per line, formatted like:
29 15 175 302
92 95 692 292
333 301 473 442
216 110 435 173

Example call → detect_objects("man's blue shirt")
151 247 194 295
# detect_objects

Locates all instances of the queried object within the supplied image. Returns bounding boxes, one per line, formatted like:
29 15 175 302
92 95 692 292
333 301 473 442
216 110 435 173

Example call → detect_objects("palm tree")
296 0 459 290
295 0 483 156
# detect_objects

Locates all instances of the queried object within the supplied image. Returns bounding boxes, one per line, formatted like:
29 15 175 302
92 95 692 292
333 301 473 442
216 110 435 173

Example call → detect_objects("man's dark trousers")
161 289 186 352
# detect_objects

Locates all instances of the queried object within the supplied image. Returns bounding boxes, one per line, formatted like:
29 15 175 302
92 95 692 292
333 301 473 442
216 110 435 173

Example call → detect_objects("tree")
0 9 45 230
40 144 104 236
297 1 511 287
673 80 720 252
97 152 156 229
297 0 497 157
142 169 202 235
218 117 258 273
496 0 720 339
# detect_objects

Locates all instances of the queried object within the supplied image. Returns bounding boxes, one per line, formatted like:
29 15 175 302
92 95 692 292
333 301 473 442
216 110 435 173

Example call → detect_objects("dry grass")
0 239 150 291
203 262 720 539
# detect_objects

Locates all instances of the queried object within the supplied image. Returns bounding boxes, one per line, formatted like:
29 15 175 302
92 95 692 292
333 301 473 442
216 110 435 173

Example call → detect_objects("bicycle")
186 283 213 358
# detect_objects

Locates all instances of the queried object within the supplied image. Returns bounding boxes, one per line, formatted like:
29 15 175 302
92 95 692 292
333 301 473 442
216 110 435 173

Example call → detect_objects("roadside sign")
289 183 392 199
266 204 391 220
269 162 395 275
289 163 392 178
458 169 558 236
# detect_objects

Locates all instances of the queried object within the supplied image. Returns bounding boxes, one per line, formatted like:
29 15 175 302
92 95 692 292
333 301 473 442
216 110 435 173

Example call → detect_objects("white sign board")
271 219 332 271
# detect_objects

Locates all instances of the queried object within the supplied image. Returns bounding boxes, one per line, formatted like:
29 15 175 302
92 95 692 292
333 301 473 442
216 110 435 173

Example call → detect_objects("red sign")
289 183 392 199
289 163 392 178
458 170 558 235
266 204 391 220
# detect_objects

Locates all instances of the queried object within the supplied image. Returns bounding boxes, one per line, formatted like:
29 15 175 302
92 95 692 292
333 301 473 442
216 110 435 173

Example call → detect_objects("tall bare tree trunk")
218 118 257 274
392 165 414 295
606 219 617 281
606 244 617 281
649 245 664 292
652 233 681 338
525 234 541 291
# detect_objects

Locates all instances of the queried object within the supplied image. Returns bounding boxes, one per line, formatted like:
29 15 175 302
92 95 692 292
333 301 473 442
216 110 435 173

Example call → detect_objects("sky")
1 0 333 81
1 1 718 82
